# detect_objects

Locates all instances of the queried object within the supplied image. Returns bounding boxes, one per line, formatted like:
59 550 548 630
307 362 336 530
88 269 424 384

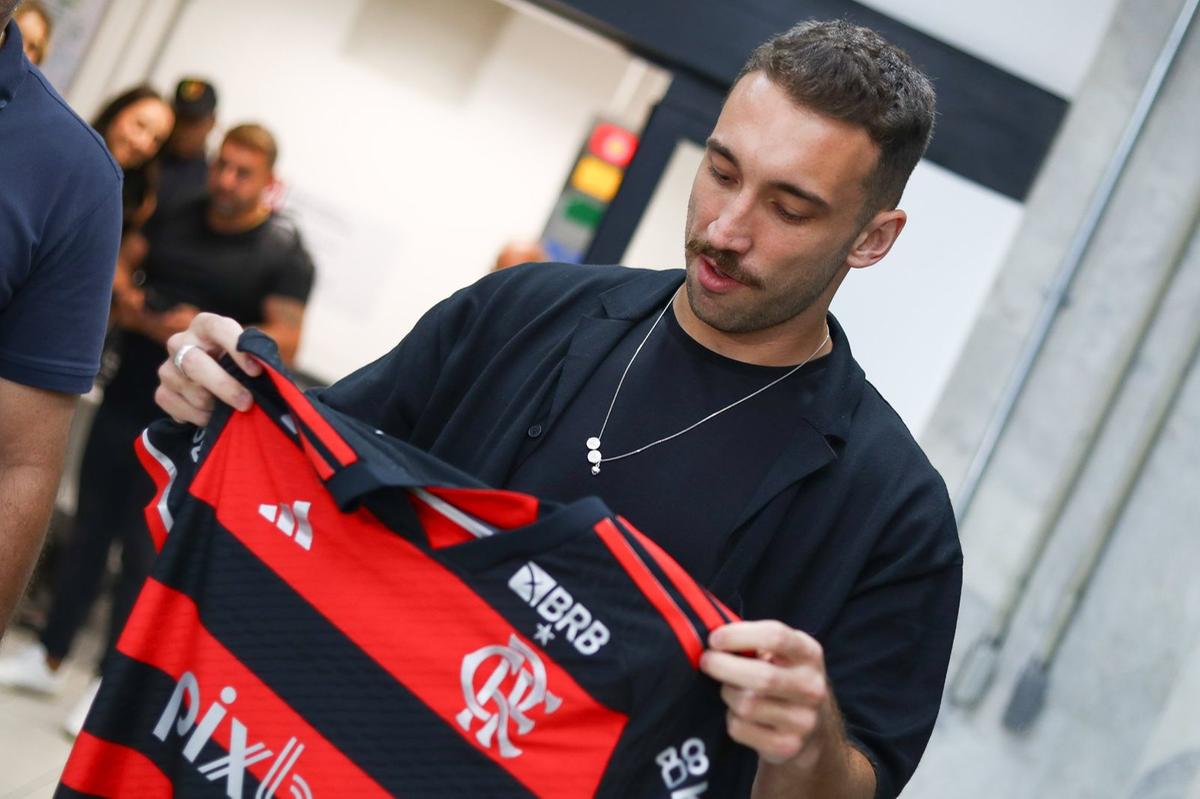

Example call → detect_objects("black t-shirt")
106 197 315 413
138 196 315 322
507 306 828 585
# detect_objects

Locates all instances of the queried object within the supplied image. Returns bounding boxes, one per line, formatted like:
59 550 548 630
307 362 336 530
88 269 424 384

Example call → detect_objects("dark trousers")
40 398 159 673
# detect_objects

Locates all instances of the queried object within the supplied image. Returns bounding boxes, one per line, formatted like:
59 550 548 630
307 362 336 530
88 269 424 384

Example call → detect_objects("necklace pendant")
587 443 603 475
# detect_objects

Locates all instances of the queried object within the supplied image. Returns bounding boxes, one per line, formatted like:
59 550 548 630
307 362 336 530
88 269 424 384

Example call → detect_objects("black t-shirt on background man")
137 196 314 322
106 196 315 413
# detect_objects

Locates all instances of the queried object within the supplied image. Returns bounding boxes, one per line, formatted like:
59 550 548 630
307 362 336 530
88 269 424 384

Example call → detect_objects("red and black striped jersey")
58 331 740 799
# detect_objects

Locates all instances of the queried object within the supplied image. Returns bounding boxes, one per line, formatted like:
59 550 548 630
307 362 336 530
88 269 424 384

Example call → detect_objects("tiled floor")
0 628 103 799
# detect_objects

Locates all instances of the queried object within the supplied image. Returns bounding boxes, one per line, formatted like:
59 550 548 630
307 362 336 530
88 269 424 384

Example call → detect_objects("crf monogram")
154 671 313 799
457 634 562 759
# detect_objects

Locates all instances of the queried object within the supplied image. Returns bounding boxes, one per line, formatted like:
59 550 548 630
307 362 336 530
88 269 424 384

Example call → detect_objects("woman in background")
92 84 175 172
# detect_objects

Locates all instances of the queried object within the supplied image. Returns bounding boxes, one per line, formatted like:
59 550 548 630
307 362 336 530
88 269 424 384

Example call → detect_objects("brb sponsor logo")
154 671 312 799
508 561 610 655
458 634 562 759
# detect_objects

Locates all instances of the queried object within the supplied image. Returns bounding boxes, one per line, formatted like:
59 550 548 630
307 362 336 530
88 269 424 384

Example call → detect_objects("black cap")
173 78 217 120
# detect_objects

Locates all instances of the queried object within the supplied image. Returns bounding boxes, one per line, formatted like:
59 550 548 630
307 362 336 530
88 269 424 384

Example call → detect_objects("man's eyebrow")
706 137 830 212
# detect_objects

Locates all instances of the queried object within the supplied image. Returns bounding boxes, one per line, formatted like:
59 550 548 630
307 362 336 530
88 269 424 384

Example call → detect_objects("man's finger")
701 650 825 702
725 713 809 765
721 685 820 732
176 347 254 412
708 620 823 665
154 385 212 427
192 312 259 376
157 363 216 414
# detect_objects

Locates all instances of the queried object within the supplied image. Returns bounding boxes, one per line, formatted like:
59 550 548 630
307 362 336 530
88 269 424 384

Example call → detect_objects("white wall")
857 0 1122 98
147 0 638 381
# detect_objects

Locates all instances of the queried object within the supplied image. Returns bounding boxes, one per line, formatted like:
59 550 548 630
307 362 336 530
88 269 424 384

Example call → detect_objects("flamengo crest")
457 634 562 758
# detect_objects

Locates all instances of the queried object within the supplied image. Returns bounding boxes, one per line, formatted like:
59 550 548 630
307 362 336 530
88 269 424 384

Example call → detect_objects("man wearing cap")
156 77 217 212
0 5 122 635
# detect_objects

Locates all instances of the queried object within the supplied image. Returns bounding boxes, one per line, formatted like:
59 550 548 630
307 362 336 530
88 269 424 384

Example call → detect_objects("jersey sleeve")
134 417 218 552
0 186 122 394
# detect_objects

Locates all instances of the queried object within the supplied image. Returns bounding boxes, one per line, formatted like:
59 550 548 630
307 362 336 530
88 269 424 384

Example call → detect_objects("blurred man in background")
492 238 548 272
0 4 122 637
155 77 218 213
13 0 50 66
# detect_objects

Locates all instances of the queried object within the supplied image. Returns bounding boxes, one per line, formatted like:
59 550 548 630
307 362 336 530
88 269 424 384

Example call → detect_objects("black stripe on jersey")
152 502 534 798
711 596 736 625
68 654 261 798
611 517 714 647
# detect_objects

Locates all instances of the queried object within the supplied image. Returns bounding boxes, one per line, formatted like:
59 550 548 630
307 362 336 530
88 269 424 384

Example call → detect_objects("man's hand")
701 620 875 798
155 312 260 427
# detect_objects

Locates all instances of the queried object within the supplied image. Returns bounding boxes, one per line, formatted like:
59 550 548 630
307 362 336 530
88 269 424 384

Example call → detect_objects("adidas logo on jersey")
508 562 611 655
258 502 313 551
154 671 312 799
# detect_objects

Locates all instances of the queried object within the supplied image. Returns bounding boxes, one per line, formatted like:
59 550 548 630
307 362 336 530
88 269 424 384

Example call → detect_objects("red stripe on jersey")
257 359 358 468
616 516 735 634
114 579 390 797
60 732 171 798
423 487 540 529
134 431 173 552
593 518 705 666
188 409 628 798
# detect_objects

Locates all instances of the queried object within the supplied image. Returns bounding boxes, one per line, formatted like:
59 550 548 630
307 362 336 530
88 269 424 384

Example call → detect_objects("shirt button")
526 424 543 439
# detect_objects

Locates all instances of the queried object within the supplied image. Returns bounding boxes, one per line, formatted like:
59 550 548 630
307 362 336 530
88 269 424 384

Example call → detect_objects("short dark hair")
737 19 936 212
1 1 20 23
224 123 279 169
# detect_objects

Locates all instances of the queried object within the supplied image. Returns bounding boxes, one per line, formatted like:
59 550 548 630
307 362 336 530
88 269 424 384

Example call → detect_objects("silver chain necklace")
585 290 831 475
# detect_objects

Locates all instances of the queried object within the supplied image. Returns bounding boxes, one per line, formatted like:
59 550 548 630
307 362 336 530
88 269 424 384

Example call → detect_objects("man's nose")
707 194 753 254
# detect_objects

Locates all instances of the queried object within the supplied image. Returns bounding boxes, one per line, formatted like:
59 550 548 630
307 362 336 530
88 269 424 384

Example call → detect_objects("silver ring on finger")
172 343 201 378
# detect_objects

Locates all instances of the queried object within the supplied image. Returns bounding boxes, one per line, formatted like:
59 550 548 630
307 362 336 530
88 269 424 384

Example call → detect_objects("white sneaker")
63 677 101 739
0 642 64 696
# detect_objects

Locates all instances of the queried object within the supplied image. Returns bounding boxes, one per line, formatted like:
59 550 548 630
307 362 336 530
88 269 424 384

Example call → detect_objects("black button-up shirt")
318 262 963 798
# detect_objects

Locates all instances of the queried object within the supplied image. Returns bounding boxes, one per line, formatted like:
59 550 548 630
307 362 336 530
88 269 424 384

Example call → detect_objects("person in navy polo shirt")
0 8 123 635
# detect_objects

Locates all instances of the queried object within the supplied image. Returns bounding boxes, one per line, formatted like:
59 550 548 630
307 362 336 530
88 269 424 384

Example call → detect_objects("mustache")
685 237 759 287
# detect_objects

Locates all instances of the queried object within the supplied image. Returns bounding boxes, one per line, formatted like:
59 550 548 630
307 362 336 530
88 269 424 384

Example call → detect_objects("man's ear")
846 209 906 269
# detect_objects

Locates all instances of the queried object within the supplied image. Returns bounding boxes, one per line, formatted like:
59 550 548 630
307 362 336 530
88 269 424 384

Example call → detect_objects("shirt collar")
0 19 30 109
597 267 865 442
